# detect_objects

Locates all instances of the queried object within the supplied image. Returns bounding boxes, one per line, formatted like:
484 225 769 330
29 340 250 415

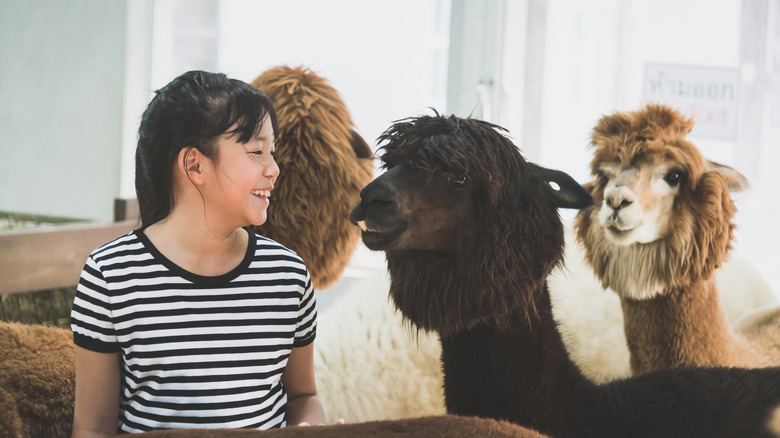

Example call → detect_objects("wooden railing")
0 199 139 295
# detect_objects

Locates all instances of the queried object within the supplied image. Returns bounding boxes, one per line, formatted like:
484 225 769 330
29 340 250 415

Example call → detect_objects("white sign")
643 64 741 140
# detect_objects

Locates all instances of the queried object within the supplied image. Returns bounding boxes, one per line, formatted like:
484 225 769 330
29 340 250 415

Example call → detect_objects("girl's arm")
281 342 326 426
72 346 121 438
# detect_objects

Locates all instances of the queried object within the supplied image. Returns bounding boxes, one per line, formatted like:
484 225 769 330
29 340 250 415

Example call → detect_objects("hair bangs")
222 79 279 144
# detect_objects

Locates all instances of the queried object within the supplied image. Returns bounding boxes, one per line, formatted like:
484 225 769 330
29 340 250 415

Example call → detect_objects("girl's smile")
251 189 272 198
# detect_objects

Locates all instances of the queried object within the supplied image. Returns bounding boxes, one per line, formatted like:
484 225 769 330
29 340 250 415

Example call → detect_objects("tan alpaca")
574 103 780 375
250 65 374 290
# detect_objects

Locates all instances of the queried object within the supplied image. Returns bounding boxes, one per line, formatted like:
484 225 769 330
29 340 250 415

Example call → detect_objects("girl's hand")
298 418 345 427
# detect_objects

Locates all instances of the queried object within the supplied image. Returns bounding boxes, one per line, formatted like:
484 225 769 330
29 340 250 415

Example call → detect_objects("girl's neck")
144 208 249 277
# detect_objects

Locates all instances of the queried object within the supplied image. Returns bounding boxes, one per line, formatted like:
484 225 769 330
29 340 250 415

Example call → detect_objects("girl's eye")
250 150 277 159
447 173 468 188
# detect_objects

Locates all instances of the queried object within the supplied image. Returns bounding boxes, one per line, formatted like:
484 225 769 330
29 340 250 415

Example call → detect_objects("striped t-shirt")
70 228 317 433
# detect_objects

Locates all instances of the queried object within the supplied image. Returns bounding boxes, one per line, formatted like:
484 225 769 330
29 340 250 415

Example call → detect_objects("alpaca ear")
707 160 749 192
350 129 374 159
532 164 594 209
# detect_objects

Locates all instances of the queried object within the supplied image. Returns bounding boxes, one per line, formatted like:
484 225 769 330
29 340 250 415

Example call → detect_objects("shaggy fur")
0 322 75 438
349 113 780 437
250 66 374 289
356 115 585 336
574 103 780 374
577 105 731 297
124 415 548 438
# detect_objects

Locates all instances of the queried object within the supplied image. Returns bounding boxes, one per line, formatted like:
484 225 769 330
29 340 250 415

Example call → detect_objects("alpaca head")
250 65 374 289
574 103 748 299
350 114 592 335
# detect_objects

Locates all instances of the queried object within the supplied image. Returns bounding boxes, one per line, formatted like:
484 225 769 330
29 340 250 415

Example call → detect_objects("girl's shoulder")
248 230 305 264
89 229 144 261
249 230 296 254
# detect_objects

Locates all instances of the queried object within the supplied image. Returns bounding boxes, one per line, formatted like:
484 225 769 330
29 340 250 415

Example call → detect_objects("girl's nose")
265 157 280 180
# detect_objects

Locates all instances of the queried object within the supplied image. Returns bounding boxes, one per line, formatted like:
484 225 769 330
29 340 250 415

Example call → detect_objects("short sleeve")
70 256 120 353
293 271 317 347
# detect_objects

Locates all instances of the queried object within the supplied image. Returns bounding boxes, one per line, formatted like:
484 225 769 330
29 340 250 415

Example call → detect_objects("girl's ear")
178 147 205 185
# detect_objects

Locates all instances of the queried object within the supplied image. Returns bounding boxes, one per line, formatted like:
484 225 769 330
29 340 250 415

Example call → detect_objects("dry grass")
1 287 76 329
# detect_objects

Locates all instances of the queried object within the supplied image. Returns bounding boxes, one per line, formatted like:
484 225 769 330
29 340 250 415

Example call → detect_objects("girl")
71 70 326 436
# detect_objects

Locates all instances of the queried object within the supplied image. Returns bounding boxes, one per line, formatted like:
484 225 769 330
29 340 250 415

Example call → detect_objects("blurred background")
1 0 779 300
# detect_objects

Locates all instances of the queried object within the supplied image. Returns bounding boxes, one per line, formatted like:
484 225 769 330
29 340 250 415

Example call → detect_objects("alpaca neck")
439 284 594 436
620 277 744 374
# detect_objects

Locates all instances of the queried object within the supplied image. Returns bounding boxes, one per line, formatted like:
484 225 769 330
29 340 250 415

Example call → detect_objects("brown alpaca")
574 103 780 375
0 322 75 438
124 415 548 438
250 65 374 289
349 113 780 437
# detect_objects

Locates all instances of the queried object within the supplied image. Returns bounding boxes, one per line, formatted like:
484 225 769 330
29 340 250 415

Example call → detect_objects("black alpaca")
350 114 780 438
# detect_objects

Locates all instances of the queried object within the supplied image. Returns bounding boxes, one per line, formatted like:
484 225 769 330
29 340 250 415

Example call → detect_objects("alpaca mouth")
605 224 635 240
356 220 377 232
352 218 407 250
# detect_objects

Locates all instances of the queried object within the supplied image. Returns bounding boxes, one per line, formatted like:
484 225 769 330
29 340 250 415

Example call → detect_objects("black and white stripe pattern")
71 229 316 432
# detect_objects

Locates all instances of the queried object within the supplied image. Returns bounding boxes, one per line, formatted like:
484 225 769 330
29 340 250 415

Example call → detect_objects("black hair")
134 70 279 226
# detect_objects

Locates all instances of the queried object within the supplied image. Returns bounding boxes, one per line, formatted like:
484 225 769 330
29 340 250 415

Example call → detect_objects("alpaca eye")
448 174 468 188
664 170 682 187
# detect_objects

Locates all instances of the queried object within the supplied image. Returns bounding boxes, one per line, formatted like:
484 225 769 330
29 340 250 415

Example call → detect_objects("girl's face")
205 115 279 229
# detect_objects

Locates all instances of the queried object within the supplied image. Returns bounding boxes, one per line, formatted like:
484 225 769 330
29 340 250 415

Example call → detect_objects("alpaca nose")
359 178 397 208
605 190 634 211
350 176 399 225
606 196 632 210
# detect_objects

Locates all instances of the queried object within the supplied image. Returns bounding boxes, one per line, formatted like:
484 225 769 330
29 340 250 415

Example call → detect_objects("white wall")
517 0 780 298
220 0 450 147
534 0 743 183
148 0 451 151
0 0 127 222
